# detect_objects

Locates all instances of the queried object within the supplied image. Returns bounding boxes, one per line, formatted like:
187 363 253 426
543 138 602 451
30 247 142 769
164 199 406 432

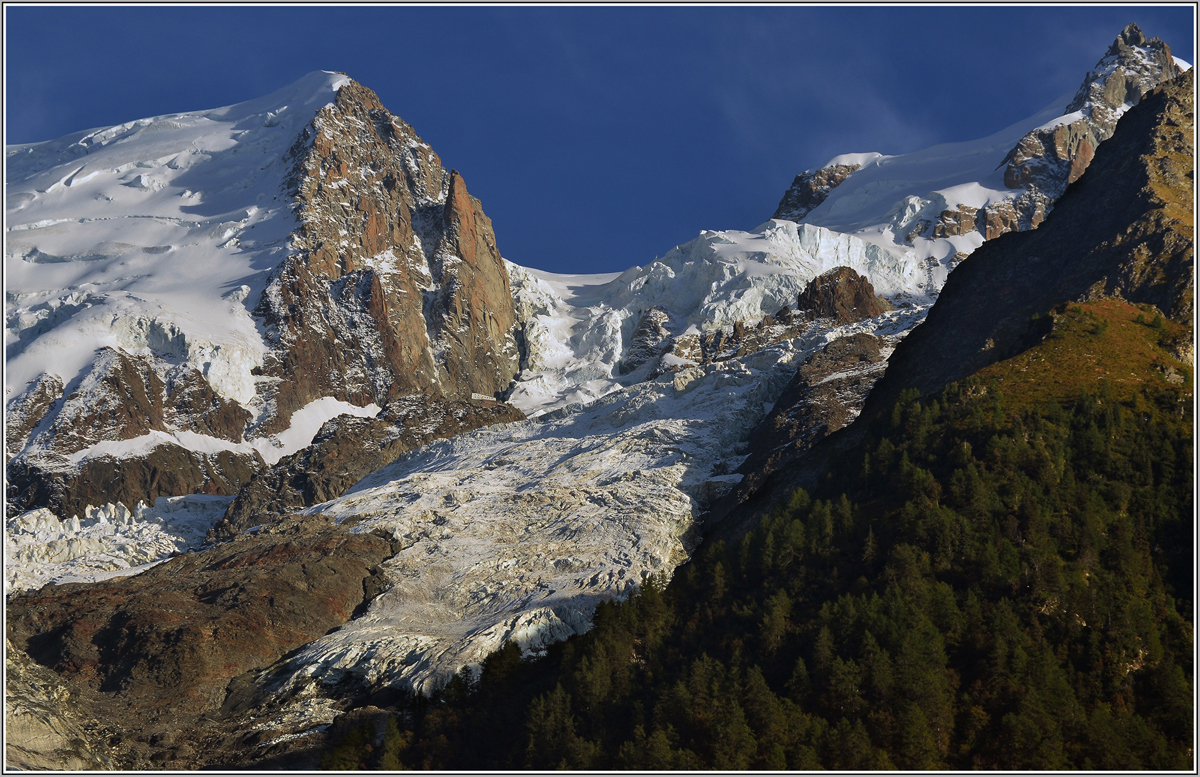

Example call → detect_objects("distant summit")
774 23 1183 270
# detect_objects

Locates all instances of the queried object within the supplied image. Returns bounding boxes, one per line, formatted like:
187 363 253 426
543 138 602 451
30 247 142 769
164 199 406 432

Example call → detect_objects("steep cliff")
863 66 1193 417
253 81 520 436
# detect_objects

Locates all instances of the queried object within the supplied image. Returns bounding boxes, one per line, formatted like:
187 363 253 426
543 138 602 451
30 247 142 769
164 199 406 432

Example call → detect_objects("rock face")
5 639 115 771
4 373 63 459
773 163 861 221
7 445 263 524
5 75 522 521
864 67 1194 417
618 306 672 374
5 348 266 519
212 394 525 539
997 23 1181 225
4 517 400 769
795 267 893 324
253 81 520 437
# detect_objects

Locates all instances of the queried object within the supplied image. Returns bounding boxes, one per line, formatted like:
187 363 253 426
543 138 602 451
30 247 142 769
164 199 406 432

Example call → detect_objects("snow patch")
249 397 381 465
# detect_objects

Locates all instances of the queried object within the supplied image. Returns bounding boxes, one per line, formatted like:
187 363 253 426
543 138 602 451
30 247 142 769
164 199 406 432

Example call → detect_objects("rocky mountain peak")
773 163 861 221
1004 24 1181 198
6 73 523 518
252 77 520 435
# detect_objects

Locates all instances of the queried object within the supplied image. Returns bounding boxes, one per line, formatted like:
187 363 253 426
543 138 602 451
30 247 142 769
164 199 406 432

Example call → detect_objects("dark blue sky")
5 5 1194 274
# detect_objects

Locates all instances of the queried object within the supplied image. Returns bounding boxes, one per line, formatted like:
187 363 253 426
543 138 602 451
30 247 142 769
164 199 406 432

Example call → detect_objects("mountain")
303 46 1194 774
4 26 1191 770
773 23 1182 279
6 72 523 522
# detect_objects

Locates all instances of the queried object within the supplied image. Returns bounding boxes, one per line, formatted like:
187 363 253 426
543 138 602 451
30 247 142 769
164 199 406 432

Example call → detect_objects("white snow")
5 71 350 412
249 397 381 465
4 495 231 593
1173 56 1192 72
822 151 888 168
796 89 1076 262
505 219 918 416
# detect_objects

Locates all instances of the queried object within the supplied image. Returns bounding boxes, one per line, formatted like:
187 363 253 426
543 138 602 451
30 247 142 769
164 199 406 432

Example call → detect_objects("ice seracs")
506 219 919 415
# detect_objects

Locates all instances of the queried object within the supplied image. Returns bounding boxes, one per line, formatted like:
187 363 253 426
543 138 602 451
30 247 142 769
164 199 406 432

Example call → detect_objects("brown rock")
165 367 252 442
253 81 521 437
1002 24 1180 201
5 518 400 768
795 266 893 324
773 163 861 221
41 348 167 457
4 373 63 459
932 205 979 238
6 443 265 520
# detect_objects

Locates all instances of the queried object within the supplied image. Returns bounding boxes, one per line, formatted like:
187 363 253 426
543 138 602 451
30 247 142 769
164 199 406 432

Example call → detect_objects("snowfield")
796 90 1078 264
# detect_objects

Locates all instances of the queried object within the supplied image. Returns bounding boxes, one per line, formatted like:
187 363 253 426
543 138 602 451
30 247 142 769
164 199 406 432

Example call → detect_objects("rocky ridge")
773 25 1182 259
864 65 1194 417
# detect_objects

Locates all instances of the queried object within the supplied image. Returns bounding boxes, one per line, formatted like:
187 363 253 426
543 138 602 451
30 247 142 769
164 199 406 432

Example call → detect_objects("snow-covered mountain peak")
772 24 1183 282
5 70 358 412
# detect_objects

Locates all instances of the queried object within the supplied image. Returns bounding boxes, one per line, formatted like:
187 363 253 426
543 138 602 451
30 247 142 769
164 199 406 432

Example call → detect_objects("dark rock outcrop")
795 266 893 324
5 517 400 769
165 368 252 442
4 373 63 459
42 348 168 457
6 444 265 522
5 349 266 519
865 66 1194 418
773 163 860 221
212 394 525 539
252 81 520 436
619 306 672 374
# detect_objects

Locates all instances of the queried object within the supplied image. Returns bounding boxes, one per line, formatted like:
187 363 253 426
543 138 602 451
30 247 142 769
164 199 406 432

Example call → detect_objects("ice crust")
505 219 920 415
4 495 232 593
